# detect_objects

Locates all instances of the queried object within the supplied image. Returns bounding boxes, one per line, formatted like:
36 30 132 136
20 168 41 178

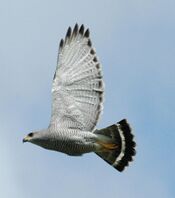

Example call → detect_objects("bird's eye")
28 133 34 137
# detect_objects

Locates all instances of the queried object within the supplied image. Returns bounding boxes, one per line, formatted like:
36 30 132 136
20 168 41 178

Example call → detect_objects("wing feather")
50 24 104 131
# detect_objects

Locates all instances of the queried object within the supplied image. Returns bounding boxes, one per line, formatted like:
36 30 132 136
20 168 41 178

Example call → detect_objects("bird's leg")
97 141 118 150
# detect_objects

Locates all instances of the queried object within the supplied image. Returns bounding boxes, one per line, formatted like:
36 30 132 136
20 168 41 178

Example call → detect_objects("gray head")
23 130 52 149
23 132 39 143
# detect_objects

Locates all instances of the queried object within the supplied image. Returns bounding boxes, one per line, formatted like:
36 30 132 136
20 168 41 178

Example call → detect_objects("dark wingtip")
66 26 72 39
59 39 64 49
88 39 92 47
53 71 56 80
93 56 98 62
84 28 90 37
90 48 95 55
96 63 100 69
79 24 84 35
59 24 92 52
73 23 78 35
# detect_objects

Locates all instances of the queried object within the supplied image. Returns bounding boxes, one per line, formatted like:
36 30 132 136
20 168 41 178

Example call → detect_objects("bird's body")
34 128 98 156
23 24 136 172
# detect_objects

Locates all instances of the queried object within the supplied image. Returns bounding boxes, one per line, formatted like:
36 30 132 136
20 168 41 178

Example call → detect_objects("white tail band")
113 124 126 166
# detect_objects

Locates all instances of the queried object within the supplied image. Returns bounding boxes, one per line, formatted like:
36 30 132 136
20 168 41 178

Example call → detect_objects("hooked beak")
23 135 31 143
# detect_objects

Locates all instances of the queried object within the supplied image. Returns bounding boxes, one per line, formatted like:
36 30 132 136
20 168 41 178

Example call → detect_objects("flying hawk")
23 24 136 172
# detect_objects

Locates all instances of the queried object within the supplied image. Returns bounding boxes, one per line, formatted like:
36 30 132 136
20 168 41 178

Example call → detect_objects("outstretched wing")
50 24 104 131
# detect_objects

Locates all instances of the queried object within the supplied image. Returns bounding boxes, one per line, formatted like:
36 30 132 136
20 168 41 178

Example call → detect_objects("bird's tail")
94 119 136 172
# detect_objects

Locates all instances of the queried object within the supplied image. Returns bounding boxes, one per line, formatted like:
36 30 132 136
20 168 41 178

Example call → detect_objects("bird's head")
23 131 44 144
23 132 36 143
23 130 52 149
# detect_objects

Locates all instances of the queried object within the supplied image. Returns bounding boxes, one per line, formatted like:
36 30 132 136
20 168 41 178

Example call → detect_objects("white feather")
49 25 104 131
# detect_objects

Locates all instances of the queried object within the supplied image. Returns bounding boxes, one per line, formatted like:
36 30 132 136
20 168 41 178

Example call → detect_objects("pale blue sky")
0 1 175 198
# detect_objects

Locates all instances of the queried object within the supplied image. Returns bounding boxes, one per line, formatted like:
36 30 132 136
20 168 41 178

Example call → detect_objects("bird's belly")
53 139 95 156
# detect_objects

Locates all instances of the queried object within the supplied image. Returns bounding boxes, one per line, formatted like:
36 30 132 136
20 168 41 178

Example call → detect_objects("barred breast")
47 128 98 156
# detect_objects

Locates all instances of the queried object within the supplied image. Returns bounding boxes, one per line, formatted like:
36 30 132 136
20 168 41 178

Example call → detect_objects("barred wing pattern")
50 24 104 131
